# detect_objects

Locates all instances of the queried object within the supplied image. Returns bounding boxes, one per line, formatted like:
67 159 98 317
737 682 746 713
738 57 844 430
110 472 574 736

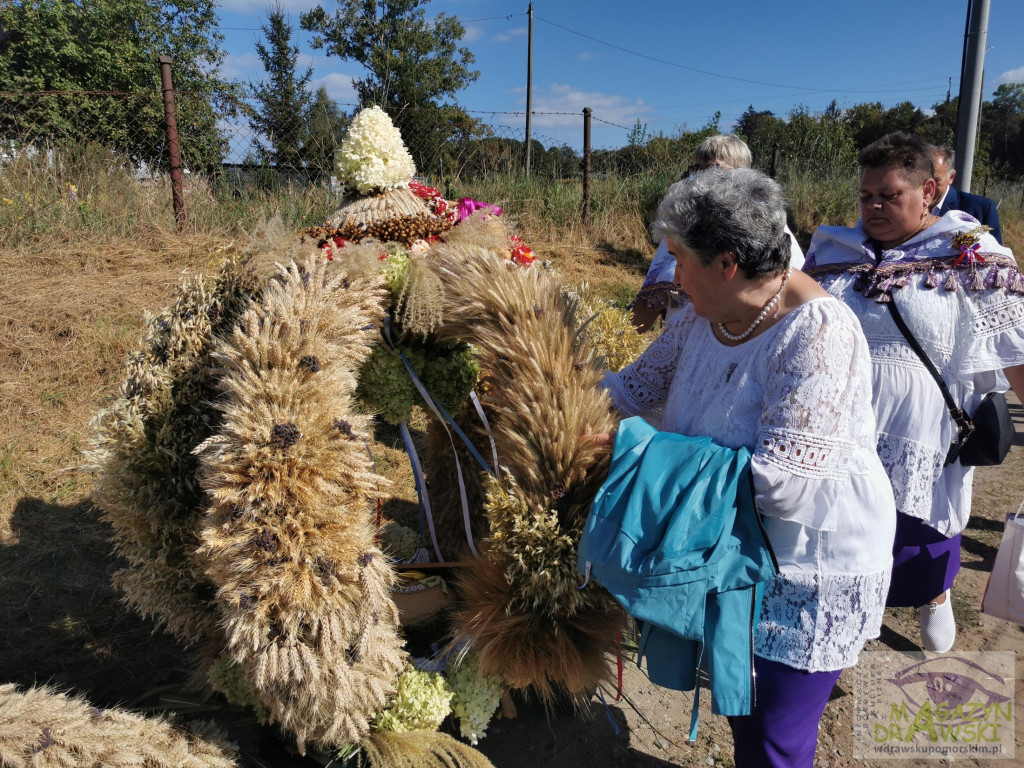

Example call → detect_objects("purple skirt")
728 655 842 767
886 512 961 608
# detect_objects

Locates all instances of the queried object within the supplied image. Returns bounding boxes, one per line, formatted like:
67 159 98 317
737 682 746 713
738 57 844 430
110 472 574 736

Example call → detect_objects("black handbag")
958 391 1014 465
870 242 1014 467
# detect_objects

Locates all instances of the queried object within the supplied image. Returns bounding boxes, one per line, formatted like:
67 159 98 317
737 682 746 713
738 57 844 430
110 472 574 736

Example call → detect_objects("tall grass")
2 140 1020 258
0 142 341 248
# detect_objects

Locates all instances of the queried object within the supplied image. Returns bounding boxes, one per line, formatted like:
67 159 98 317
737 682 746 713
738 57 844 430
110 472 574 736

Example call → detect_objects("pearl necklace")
718 266 792 342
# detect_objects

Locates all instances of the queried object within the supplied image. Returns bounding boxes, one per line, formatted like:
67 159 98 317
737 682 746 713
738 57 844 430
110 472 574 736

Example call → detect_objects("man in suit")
931 146 1003 244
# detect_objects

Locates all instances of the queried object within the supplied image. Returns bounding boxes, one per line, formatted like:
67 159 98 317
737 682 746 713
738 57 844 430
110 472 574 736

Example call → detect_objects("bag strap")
869 241 974 459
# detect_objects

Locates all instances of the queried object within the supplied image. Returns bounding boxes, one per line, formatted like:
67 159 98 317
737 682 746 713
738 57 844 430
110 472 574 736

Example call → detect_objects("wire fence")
6 77 933 239
0 84 708 182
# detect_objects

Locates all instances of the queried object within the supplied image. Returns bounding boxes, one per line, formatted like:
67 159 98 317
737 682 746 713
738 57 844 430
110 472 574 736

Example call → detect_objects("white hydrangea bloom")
374 663 453 733
336 105 417 194
447 651 504 745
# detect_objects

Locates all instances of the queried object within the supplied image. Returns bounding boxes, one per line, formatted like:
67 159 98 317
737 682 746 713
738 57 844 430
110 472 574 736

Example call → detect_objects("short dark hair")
652 167 789 280
858 132 933 186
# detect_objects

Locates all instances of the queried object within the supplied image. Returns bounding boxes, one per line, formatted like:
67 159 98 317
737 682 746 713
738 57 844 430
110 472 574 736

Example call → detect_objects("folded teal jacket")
578 417 777 735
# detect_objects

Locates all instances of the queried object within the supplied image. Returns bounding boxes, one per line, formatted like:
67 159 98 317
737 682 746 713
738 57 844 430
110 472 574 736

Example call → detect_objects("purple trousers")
886 512 961 608
728 655 842 768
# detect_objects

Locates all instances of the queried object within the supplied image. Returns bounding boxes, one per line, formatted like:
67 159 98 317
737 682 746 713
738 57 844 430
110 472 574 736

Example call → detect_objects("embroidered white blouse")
602 297 895 672
806 211 1024 537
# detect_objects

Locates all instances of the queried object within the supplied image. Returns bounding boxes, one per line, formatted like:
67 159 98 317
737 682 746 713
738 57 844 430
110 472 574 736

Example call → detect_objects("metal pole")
525 2 534 175
582 107 591 226
158 54 185 228
953 0 989 192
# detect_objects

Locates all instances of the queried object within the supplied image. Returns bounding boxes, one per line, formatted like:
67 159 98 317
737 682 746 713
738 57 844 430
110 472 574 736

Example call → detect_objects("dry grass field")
2 172 1024 766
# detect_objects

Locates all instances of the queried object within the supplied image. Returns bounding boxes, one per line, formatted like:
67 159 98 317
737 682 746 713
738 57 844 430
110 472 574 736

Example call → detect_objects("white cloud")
312 72 358 104
526 83 652 130
993 66 1024 86
494 27 528 43
483 84 653 148
219 52 262 82
578 52 596 61
462 23 485 43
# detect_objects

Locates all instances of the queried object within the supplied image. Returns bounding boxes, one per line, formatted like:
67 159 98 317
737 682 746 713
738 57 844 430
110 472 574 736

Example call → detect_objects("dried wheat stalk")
196 254 406 753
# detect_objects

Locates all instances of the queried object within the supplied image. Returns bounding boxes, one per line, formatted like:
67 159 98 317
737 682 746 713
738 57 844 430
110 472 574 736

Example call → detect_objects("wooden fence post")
582 107 592 226
158 55 185 229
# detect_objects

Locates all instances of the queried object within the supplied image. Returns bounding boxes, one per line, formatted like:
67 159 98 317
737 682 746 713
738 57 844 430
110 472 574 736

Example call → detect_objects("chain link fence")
0 84 706 181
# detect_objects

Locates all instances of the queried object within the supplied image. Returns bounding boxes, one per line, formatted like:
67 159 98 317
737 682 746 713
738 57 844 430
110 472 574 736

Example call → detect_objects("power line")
534 14 826 92
534 14 953 98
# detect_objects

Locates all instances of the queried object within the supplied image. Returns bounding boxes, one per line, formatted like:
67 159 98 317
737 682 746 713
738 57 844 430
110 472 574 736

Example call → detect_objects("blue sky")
214 0 1024 150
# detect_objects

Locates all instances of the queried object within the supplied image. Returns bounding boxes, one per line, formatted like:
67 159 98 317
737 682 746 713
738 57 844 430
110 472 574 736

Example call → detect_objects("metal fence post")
158 55 185 229
582 107 592 226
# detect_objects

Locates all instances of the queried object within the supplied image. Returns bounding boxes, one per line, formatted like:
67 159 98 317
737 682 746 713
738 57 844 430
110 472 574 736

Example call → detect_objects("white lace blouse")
807 213 1024 537
602 297 895 672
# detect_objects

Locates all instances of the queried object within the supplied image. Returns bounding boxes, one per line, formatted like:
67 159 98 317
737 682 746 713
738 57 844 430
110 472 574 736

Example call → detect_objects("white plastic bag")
981 498 1024 626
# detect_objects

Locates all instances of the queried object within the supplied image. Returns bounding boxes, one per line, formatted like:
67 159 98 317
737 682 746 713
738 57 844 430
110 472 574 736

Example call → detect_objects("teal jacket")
578 417 777 735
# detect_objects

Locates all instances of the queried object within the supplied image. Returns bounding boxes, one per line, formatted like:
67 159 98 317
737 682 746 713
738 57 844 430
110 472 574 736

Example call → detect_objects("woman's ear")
718 251 739 280
922 177 938 208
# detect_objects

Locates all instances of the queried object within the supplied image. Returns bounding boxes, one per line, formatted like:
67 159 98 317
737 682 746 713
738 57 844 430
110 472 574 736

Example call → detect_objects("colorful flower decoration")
508 235 535 267
457 197 503 222
320 236 351 261
949 227 990 267
410 181 459 224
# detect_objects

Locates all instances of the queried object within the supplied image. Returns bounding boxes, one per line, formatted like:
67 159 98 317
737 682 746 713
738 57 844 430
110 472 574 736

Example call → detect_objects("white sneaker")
919 590 956 652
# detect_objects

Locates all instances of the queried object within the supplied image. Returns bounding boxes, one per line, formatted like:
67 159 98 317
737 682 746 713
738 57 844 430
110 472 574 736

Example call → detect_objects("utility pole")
525 2 534 175
953 0 989 192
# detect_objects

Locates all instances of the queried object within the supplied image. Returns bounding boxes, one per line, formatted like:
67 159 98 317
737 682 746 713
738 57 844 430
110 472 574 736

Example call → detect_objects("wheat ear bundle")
424 236 626 701
0 684 239 767
196 254 406 753
360 730 496 768
414 215 514 560
87 248 262 645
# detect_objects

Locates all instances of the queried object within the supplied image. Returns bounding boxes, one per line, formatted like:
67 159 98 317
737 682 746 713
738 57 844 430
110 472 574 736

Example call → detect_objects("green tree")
780 106 856 176
984 83 1024 176
300 0 483 176
843 101 888 148
304 85 350 181
250 3 313 172
918 95 958 148
843 100 925 150
735 105 786 172
0 0 236 170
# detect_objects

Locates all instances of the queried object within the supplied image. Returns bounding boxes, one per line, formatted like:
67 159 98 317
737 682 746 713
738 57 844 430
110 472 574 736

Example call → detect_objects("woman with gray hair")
631 134 804 332
592 168 895 766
